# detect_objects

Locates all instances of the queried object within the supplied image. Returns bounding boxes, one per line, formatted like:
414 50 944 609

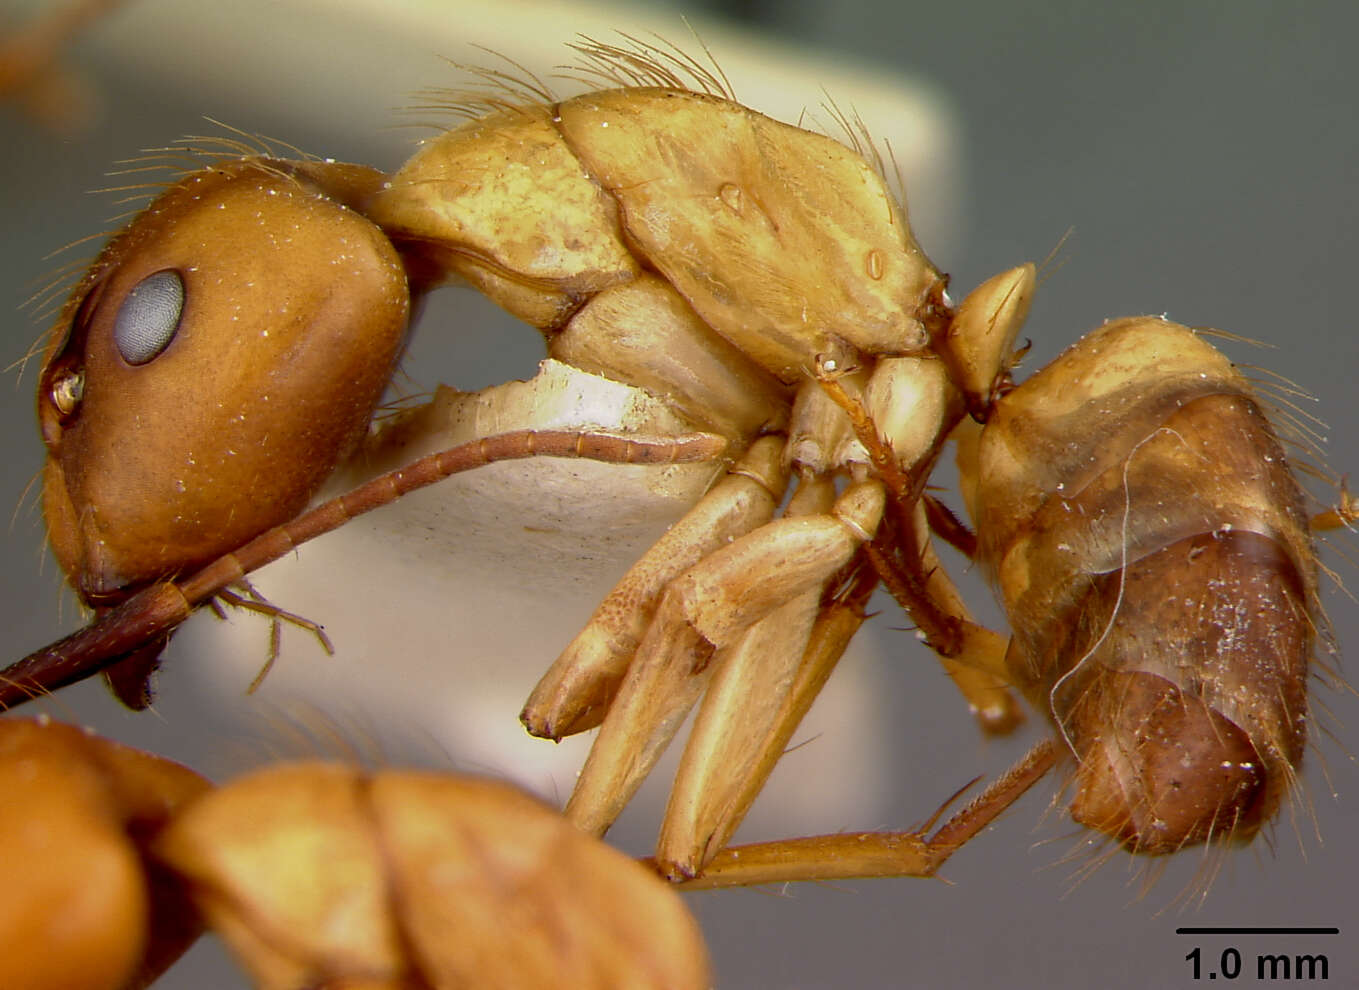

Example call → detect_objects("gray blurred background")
2 1 1357 987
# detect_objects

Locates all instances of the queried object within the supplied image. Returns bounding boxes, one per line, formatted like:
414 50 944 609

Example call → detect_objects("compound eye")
113 270 184 365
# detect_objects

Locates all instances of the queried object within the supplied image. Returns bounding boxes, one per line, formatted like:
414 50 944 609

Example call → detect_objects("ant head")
39 159 410 604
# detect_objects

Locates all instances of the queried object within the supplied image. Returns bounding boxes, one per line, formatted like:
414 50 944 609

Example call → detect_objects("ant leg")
565 480 886 836
522 435 788 739
818 373 1022 732
214 581 336 694
660 739 1057 889
655 551 878 878
1311 477 1358 531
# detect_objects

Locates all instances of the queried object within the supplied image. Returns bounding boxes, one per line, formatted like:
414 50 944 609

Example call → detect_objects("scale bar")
1175 927 1339 936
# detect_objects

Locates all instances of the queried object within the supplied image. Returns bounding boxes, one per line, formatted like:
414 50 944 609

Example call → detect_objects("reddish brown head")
38 159 410 604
